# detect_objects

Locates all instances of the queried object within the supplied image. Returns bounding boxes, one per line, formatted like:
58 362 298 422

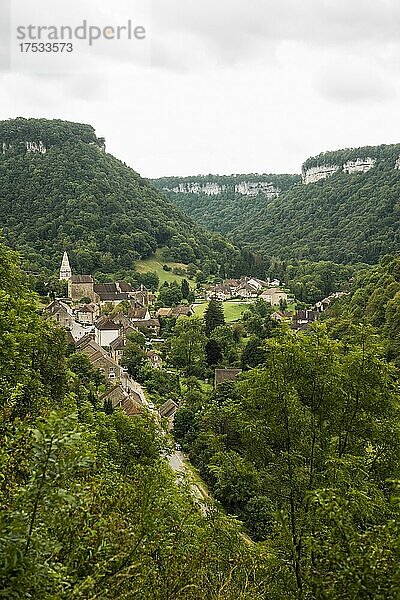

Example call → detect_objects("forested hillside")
172 299 400 598
152 174 300 236
0 118 256 279
325 253 400 361
158 145 400 265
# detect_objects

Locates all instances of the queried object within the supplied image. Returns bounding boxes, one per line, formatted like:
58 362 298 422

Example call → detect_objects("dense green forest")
324 253 400 362
0 241 271 599
0 118 258 280
171 300 400 598
152 174 300 236
158 144 400 265
269 258 357 305
302 143 400 171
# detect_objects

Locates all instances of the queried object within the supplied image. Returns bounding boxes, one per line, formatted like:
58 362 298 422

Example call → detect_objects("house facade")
260 288 288 306
68 275 95 302
94 318 121 347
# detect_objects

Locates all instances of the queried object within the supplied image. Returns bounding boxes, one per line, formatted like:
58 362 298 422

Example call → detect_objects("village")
44 252 347 420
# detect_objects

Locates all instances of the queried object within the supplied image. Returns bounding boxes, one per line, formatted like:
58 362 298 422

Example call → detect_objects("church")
58 252 151 306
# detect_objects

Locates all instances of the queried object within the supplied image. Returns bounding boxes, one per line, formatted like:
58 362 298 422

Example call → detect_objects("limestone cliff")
301 144 400 185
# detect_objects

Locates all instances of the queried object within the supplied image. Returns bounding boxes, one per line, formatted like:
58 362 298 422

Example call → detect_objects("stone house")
291 310 319 331
260 288 288 306
44 300 93 342
44 299 73 328
109 335 126 364
68 275 95 303
170 305 194 318
74 304 97 325
235 283 258 299
128 307 151 321
76 336 123 380
205 285 232 301
134 318 161 336
94 317 121 348
146 350 162 369
156 307 173 318
93 282 133 306
100 385 143 416
247 278 268 291
130 284 152 307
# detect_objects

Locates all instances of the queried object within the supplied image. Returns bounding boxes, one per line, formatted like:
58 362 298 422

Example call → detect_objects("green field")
193 301 251 322
135 250 193 285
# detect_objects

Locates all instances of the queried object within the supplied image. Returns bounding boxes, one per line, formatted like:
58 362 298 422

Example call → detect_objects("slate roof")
214 368 242 386
159 399 179 418
156 308 172 317
71 275 94 284
93 281 133 299
171 305 194 317
109 335 126 351
95 317 120 331
101 385 143 416
128 307 149 320
134 318 160 328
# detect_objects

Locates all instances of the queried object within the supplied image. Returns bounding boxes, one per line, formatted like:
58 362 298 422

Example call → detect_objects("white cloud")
1 0 400 177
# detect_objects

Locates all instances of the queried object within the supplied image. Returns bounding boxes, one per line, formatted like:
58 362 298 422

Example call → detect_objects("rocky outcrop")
1 140 47 154
343 157 375 174
25 141 47 154
303 157 377 184
302 165 340 185
234 181 281 198
169 182 226 196
165 180 281 198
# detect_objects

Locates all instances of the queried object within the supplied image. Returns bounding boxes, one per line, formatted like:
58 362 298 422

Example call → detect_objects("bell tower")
59 251 72 281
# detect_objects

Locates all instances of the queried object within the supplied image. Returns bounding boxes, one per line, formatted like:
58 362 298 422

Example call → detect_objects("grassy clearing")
135 250 192 285
194 301 250 322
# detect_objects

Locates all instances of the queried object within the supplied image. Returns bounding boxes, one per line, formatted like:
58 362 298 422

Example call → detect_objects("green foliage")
181 277 190 299
0 237 271 599
170 316 207 375
205 338 223 367
241 337 267 370
302 143 400 171
153 173 300 238
0 118 258 279
139 365 180 404
156 281 183 307
204 299 225 335
158 145 400 266
241 299 280 338
120 341 146 378
328 254 400 362
282 259 355 304
177 325 400 597
238 147 400 264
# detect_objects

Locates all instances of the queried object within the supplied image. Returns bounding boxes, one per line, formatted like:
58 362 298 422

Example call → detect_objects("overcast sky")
2 0 400 177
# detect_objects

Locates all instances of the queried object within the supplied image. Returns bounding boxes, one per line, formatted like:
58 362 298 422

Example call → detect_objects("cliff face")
2 141 47 155
165 180 280 198
302 158 376 184
302 144 400 185
154 174 300 200
0 117 106 154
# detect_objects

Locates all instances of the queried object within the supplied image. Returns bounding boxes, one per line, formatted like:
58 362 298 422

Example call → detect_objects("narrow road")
167 449 209 514
121 374 253 541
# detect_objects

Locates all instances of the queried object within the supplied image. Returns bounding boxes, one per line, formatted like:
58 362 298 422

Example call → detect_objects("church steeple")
59 251 72 280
